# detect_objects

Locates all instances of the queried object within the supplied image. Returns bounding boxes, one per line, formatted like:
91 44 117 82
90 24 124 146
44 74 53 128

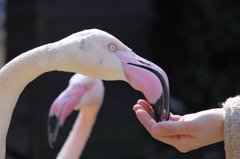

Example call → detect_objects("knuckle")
150 129 159 139
150 128 161 140
150 123 177 139
177 147 190 153
175 142 194 153
151 134 158 140
160 124 175 136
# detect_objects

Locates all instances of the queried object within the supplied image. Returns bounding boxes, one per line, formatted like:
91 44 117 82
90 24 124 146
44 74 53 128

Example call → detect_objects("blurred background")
1 0 240 158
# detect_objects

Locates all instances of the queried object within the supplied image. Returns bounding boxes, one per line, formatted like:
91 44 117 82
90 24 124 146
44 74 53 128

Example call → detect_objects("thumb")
152 121 188 136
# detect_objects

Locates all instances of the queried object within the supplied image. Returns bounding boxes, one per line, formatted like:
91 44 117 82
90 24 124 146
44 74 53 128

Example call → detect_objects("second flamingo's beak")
116 49 170 122
48 84 87 147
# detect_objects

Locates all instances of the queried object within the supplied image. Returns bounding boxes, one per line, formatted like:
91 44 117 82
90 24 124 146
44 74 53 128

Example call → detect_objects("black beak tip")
151 103 163 122
48 115 61 148
48 138 55 148
48 131 56 148
151 96 170 122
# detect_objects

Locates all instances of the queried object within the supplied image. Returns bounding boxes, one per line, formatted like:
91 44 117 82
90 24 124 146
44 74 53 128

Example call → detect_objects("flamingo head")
48 74 104 147
48 29 170 123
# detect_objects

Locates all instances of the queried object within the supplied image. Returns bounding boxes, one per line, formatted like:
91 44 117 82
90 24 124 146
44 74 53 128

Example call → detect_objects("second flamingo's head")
48 74 104 146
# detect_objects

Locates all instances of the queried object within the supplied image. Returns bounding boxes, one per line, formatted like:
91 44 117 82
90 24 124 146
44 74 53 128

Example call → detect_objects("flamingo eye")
108 43 118 52
86 83 93 90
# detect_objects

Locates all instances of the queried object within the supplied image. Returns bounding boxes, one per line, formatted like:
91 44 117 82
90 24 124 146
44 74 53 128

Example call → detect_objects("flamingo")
0 29 170 158
48 73 104 159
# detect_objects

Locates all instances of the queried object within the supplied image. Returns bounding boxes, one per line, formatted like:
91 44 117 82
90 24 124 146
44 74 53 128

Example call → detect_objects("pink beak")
48 84 87 147
116 49 170 122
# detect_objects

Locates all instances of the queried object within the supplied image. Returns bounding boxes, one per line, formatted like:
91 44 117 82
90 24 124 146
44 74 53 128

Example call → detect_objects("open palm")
133 100 224 152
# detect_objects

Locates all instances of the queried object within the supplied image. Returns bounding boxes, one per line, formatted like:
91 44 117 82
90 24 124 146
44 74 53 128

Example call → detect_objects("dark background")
5 0 240 158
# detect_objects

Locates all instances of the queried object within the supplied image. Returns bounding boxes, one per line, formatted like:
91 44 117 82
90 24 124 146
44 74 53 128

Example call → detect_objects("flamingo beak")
48 84 87 147
116 49 170 122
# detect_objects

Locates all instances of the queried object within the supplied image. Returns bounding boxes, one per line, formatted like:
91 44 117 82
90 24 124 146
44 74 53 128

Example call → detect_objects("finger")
169 113 182 121
162 110 168 120
134 100 155 119
137 99 154 112
135 110 188 147
133 104 143 112
135 100 182 122
137 99 148 105
135 109 156 133
152 120 188 137
133 105 156 119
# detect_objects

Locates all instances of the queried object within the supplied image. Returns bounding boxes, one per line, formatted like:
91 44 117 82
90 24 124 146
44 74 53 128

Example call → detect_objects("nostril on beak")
139 60 151 66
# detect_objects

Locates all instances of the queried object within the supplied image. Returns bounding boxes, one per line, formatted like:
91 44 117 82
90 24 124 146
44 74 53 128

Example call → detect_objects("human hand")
133 100 224 152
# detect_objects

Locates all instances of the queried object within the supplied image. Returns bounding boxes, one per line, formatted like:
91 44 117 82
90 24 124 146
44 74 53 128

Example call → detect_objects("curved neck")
0 45 61 157
57 106 99 159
